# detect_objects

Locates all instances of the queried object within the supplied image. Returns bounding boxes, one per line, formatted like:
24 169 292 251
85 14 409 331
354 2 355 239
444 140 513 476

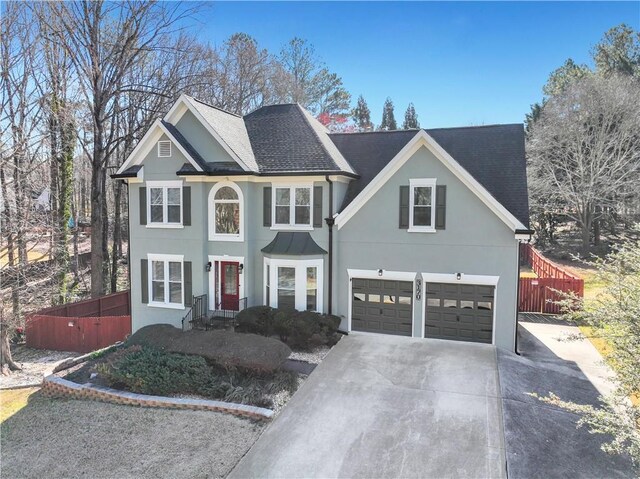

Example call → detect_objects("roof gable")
115 119 204 175
331 128 529 231
165 95 257 172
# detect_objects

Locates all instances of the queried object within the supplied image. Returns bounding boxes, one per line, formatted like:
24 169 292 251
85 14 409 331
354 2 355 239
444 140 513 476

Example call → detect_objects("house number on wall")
415 279 421 301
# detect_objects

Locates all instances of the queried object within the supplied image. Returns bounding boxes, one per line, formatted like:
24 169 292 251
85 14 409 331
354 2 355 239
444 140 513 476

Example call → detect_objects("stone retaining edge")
52 342 124 374
41 375 274 420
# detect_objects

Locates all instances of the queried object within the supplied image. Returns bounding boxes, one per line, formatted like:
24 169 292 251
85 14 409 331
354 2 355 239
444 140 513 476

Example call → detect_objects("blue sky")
195 2 639 128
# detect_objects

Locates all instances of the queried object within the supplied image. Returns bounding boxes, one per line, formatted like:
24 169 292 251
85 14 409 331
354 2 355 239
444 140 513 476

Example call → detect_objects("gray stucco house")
113 94 531 351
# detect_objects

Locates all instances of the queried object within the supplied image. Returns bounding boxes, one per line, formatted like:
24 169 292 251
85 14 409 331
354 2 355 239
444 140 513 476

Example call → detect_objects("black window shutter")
141 259 148 304
183 186 191 226
313 186 323 228
263 186 272 227
435 185 446 230
184 261 192 306
139 187 147 225
399 185 409 229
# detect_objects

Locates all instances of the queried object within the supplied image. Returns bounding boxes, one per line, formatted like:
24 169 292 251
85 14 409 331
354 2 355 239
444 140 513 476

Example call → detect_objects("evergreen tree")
378 97 397 131
352 95 372 131
402 103 419 129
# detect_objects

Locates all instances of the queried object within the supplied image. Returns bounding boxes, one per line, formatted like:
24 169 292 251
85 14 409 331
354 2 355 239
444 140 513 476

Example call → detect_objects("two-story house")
113 95 530 351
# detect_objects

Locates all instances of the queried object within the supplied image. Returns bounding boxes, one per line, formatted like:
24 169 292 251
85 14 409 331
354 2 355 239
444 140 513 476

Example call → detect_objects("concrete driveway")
498 316 634 478
230 333 505 479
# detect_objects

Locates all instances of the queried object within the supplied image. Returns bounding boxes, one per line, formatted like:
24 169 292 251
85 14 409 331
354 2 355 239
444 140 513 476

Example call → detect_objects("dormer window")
158 140 172 157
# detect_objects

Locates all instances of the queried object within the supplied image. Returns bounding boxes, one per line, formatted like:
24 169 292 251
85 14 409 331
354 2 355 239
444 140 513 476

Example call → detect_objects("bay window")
264 258 323 312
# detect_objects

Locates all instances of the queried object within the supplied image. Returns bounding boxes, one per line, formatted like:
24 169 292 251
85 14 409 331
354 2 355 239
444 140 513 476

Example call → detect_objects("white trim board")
115 119 204 175
334 130 527 232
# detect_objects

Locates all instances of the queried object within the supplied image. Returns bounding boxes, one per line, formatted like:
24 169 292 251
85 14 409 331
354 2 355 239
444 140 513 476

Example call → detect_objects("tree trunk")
0 326 21 374
90 133 105 297
581 208 592 256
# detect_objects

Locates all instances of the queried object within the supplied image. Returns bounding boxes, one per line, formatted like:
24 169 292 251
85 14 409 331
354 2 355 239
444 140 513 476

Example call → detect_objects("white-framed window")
272 184 313 230
409 178 436 232
208 182 244 241
148 254 184 309
157 140 172 157
264 258 323 312
147 180 182 228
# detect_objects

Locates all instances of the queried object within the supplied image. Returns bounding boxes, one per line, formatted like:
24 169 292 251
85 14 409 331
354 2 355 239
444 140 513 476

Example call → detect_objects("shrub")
127 324 291 373
235 306 277 337
97 346 220 397
240 308 342 351
96 345 300 408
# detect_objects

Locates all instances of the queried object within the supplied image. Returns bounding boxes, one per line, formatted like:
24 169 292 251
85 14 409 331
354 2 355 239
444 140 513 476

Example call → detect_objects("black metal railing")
182 294 208 331
211 297 247 323
182 295 247 331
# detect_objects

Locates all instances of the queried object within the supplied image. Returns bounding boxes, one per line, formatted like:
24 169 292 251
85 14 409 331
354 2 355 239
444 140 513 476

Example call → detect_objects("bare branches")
528 74 640 253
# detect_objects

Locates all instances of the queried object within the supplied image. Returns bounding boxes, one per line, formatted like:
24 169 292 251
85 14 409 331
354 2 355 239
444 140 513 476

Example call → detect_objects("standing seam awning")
261 232 327 255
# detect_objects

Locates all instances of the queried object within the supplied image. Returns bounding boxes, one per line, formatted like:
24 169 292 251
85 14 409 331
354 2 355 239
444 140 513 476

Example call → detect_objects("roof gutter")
176 169 360 179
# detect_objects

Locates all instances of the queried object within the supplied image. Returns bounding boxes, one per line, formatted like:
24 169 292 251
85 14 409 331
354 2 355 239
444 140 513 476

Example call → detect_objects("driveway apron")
230 334 505 479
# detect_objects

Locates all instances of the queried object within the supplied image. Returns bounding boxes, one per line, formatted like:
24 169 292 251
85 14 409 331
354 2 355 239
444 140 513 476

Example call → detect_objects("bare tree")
39 0 199 297
527 74 640 254
0 2 47 372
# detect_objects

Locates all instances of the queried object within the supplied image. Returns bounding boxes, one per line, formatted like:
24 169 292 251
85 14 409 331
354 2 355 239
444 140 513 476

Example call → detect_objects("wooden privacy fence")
519 244 584 314
26 291 131 353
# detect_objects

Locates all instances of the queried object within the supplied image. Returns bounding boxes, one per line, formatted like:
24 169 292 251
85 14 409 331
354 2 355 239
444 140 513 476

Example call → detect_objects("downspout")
514 240 521 355
325 176 334 315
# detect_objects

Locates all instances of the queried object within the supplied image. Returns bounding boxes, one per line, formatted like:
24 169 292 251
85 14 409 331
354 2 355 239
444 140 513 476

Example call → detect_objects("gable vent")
158 140 172 157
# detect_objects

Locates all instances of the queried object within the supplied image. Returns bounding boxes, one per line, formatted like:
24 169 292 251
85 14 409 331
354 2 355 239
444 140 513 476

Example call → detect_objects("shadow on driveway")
498 318 634 478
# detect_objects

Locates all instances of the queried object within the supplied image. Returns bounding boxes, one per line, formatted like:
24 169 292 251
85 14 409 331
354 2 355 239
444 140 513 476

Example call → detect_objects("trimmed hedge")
127 325 291 373
96 345 298 408
236 307 341 351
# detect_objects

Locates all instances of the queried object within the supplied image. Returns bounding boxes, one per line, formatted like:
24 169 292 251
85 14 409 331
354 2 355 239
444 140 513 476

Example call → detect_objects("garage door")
424 283 494 343
352 279 413 336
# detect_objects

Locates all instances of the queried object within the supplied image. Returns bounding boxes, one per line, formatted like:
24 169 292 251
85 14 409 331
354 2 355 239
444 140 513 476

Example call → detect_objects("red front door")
220 262 239 311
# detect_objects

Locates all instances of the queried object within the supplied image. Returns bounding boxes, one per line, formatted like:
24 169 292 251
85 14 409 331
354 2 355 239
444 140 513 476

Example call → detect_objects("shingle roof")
161 120 208 171
243 104 355 174
186 96 259 172
329 125 529 227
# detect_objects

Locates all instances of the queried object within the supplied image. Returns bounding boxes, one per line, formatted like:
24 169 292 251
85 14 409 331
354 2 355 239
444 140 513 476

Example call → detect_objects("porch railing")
182 295 247 331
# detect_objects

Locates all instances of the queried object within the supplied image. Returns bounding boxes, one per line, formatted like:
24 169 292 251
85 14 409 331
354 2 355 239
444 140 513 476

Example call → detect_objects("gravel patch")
0 346 77 389
288 346 331 365
1 394 264 479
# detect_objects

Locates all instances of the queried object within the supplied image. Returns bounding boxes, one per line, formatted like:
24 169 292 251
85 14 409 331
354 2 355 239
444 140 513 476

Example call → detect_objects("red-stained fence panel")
25 291 131 353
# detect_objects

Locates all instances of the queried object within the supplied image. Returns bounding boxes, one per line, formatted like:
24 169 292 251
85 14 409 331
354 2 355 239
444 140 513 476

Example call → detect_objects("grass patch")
0 387 39 423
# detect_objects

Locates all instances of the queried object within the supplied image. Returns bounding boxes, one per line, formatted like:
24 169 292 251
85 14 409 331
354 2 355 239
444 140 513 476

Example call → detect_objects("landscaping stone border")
41 375 274 420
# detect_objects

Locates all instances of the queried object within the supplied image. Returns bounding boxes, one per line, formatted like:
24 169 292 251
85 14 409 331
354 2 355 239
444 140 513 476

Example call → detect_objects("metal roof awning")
261 232 327 256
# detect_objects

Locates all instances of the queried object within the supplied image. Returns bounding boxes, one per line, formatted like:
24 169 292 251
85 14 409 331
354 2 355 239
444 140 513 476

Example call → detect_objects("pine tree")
378 97 397 131
402 103 420 129
352 95 372 131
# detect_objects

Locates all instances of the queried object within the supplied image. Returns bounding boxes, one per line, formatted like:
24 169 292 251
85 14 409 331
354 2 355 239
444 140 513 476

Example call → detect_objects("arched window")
209 182 243 241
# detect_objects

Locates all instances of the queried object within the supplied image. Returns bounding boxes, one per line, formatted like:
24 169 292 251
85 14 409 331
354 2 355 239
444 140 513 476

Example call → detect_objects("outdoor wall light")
456 272 462 280
206 262 212 272
239 263 244 273
378 269 383 277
